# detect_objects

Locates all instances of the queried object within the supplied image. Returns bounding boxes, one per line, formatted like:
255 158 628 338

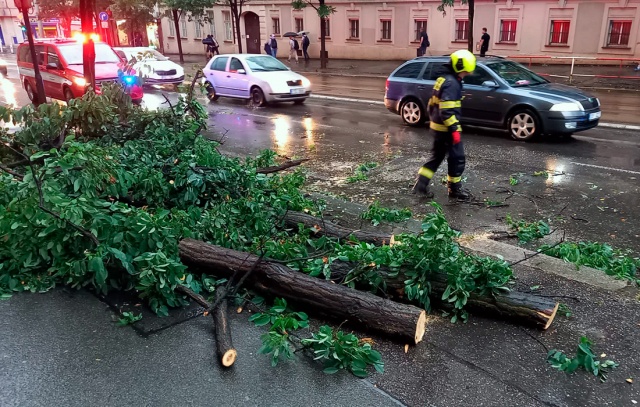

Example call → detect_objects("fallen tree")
179 238 427 344
179 239 558 330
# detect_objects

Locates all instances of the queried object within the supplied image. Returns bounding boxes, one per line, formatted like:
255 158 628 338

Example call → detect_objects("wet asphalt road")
205 97 639 253
2 60 638 252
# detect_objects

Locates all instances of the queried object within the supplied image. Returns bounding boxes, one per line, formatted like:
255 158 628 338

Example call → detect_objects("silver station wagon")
384 56 601 141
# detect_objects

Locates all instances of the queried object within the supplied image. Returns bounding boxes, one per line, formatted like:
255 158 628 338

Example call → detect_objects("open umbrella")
283 32 298 37
297 31 309 36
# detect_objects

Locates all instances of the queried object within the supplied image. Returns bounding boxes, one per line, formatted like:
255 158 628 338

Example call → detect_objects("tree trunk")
231 4 243 54
172 9 184 64
283 211 392 245
179 239 427 344
213 287 237 367
319 0 327 69
327 262 559 330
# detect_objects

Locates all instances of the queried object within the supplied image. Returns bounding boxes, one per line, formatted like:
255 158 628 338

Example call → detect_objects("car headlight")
550 102 582 112
74 77 87 87
301 77 311 88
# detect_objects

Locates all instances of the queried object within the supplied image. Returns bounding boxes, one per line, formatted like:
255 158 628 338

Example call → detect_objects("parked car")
114 47 185 85
202 54 311 106
17 38 143 104
384 56 601 141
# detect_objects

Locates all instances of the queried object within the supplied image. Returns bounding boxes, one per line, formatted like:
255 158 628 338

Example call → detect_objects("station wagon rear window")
392 62 425 79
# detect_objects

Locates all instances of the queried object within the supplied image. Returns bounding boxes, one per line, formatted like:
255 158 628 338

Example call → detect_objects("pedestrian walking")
203 35 219 59
412 49 476 201
288 36 299 63
478 27 490 57
269 34 278 58
302 33 310 61
419 28 430 56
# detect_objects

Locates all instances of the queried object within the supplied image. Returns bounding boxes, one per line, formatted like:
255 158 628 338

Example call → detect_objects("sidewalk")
172 52 640 90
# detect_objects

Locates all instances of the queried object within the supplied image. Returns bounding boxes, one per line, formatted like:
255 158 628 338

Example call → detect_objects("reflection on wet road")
204 97 639 252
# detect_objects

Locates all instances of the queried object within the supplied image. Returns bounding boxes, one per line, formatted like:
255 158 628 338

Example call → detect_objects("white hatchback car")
202 54 311 106
114 47 185 85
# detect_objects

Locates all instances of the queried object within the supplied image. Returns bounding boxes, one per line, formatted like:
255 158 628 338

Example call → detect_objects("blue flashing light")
123 75 136 85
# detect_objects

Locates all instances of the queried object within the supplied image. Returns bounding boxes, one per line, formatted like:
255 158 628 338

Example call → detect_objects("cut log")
328 262 558 330
175 285 237 367
179 239 427 344
284 211 391 244
213 287 237 367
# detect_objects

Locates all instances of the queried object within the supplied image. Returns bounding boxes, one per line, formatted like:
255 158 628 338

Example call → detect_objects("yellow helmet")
450 49 476 74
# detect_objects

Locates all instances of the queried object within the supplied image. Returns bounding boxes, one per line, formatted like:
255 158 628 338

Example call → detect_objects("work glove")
452 131 461 145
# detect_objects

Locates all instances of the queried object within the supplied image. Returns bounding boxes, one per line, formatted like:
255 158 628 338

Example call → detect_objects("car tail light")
385 79 389 91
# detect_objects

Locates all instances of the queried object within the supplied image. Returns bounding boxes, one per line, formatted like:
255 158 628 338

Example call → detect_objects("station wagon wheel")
251 87 266 107
508 109 540 141
204 81 219 101
64 88 74 103
400 98 424 126
25 81 35 102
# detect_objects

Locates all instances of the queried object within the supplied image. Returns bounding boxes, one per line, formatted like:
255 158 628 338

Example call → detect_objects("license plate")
589 111 601 121
290 88 305 95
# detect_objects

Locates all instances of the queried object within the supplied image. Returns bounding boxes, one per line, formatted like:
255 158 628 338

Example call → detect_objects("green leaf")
323 366 340 374
89 256 107 287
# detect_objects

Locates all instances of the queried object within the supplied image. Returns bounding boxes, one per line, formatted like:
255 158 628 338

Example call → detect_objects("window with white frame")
455 19 468 41
168 17 175 36
180 15 187 38
295 18 304 33
272 17 280 35
607 20 632 46
349 19 359 39
499 20 517 43
381 20 391 40
323 18 330 37
223 11 232 41
206 11 215 36
414 20 427 41
194 20 202 38
549 20 570 44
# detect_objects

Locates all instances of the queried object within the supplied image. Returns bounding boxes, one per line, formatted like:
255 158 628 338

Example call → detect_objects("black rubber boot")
412 175 434 198
448 181 471 200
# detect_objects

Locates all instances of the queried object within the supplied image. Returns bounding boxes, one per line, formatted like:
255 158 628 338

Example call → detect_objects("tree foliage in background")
110 0 157 45
438 0 475 52
36 0 79 36
162 0 216 63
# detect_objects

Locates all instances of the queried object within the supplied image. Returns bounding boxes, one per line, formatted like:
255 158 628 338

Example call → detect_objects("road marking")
570 161 640 175
598 122 640 131
310 94 384 105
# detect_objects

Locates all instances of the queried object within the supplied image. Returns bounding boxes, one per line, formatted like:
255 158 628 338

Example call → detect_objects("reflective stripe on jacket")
427 73 463 133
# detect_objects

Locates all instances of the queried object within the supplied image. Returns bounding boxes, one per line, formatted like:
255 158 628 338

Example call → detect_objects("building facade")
159 0 640 61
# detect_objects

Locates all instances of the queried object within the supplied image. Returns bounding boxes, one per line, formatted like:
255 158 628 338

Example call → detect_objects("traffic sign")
99 11 109 22
101 21 108 28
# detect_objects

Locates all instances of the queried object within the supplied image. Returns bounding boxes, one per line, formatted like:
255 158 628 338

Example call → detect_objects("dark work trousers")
422 130 466 180
303 46 310 60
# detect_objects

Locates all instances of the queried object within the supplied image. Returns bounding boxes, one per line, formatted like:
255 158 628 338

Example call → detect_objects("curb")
310 193 629 292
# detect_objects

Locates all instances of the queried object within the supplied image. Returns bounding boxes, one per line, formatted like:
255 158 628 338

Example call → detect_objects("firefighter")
412 49 476 200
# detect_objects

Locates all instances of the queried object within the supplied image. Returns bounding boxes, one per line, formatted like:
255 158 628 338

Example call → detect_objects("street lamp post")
14 0 46 105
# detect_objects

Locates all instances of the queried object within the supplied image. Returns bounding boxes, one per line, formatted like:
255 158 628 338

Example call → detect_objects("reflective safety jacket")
427 72 463 133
